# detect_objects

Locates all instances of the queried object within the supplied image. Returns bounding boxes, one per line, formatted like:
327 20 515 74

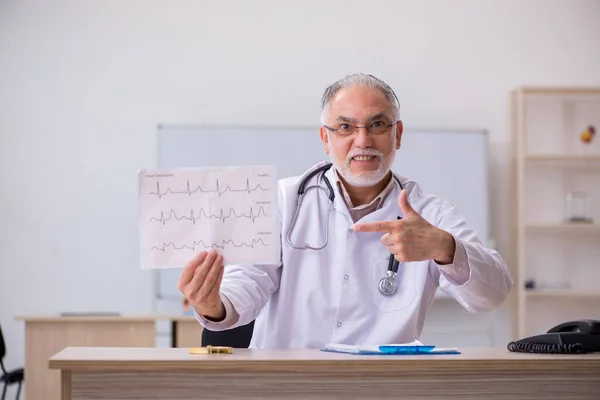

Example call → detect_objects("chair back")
201 320 254 348
0 322 5 360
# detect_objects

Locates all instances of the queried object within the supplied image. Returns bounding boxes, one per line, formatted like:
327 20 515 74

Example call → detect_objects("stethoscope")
285 162 404 296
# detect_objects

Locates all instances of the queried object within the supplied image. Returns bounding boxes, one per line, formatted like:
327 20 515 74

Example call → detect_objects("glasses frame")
323 120 399 137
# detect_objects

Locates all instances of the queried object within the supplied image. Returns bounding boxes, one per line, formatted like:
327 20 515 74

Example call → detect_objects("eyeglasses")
323 120 398 137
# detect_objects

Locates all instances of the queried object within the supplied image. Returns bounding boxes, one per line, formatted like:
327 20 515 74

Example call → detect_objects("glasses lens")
370 122 392 134
334 123 355 135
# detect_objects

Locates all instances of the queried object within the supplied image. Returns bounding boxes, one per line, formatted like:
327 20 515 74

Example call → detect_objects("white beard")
328 132 397 187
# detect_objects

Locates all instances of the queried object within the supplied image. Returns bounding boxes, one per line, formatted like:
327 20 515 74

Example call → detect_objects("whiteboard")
154 124 489 309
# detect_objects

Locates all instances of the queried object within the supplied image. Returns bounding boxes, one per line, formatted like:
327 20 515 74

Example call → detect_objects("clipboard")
321 342 460 355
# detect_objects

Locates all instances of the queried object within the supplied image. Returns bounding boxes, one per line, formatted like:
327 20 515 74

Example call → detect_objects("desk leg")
171 320 177 347
173 320 203 348
61 371 71 400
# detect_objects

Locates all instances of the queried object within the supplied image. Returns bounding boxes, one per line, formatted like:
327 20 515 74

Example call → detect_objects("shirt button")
337 322 342 327
344 275 349 280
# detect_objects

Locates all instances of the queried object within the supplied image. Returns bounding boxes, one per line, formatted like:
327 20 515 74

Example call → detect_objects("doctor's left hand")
353 189 456 264
177 249 226 320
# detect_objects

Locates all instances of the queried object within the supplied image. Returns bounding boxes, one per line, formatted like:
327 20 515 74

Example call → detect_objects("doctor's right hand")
177 249 226 321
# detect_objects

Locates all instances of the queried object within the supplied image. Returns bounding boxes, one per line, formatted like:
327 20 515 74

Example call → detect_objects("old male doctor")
178 73 513 349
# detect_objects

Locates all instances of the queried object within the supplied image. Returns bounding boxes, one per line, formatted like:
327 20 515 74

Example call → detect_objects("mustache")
345 148 383 162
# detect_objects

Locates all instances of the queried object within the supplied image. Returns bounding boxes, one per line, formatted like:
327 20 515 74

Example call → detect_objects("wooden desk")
16 314 205 399
15 316 156 400
49 346 600 400
171 315 204 347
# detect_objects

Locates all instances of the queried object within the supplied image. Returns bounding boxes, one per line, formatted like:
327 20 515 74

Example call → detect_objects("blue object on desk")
380 345 460 354
321 343 461 355
378 345 435 354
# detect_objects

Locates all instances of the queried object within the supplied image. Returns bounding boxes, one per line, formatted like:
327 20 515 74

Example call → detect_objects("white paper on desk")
138 165 279 269
323 340 424 354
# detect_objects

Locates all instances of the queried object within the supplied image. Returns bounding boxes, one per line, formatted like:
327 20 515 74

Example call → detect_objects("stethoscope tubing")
286 163 403 295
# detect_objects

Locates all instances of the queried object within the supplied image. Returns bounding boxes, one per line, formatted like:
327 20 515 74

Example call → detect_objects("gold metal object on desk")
189 345 233 355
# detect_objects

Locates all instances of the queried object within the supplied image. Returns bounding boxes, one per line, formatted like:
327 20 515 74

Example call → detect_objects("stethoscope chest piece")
378 271 398 296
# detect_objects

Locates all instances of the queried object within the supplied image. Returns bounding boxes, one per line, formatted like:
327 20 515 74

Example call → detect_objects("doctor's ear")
319 126 330 154
395 120 403 149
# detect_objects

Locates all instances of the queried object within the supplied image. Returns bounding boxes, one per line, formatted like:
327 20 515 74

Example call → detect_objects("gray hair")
320 73 400 124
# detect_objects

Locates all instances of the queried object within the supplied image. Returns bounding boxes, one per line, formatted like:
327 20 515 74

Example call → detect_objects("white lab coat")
196 161 513 348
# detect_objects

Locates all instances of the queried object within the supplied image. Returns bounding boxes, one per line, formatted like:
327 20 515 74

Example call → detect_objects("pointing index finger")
353 220 398 233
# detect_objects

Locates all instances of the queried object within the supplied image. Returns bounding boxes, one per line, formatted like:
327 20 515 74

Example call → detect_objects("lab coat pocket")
371 259 417 312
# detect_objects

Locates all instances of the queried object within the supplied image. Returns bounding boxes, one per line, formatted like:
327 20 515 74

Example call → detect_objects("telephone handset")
507 319 600 354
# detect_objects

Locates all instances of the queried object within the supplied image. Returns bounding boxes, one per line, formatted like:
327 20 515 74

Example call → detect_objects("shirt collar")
332 167 397 211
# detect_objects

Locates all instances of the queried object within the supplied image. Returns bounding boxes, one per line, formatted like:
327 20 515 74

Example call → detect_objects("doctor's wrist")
194 302 226 322
433 230 456 265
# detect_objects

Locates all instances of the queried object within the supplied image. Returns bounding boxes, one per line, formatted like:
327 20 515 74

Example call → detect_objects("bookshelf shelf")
525 154 600 163
524 223 600 233
511 86 600 340
525 289 600 298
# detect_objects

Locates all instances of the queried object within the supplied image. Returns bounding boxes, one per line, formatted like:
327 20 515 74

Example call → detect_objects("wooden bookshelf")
510 87 600 340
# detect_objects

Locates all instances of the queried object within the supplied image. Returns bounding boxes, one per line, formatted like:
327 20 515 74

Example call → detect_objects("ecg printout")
138 165 279 269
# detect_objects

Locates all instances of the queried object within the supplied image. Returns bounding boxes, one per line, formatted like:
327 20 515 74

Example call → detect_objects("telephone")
507 319 600 354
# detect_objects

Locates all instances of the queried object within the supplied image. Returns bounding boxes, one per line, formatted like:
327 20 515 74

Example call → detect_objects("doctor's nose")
353 128 373 148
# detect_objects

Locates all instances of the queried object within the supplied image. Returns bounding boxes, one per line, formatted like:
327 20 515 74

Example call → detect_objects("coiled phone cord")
507 341 584 354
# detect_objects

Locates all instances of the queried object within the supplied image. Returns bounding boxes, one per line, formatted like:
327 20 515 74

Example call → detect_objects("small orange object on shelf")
580 125 596 143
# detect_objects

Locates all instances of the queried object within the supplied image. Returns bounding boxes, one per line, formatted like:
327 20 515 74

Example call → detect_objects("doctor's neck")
337 170 393 206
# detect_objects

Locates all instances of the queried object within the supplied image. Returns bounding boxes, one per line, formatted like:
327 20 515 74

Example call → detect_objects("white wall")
1 0 599 393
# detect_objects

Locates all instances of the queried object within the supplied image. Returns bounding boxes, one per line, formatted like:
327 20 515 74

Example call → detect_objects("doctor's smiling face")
319 75 402 190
